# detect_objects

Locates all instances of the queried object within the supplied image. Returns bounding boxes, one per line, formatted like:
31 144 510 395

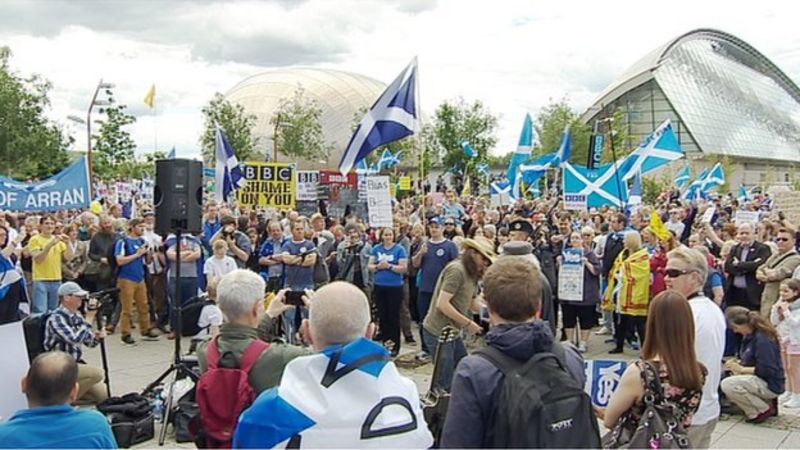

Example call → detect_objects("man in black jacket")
602 213 627 281
724 222 771 311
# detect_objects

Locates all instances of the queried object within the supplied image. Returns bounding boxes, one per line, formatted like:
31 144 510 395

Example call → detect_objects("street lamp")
86 80 115 191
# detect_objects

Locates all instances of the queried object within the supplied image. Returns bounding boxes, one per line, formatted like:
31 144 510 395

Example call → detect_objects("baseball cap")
58 281 88 298
428 216 444 226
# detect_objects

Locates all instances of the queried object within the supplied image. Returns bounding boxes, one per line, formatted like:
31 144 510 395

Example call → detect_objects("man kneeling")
234 281 433 448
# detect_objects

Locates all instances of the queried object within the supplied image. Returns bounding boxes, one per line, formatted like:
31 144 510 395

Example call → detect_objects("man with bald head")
724 222 771 311
234 281 433 448
0 352 116 448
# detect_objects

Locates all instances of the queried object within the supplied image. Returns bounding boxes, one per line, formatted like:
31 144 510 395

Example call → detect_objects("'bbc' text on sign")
236 162 296 210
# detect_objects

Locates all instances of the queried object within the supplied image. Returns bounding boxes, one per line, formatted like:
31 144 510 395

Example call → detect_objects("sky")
2 0 800 159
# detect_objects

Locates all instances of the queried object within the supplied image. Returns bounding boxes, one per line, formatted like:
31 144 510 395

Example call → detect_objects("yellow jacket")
602 248 650 316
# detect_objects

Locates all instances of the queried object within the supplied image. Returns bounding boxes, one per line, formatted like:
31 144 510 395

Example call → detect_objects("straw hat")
461 237 496 263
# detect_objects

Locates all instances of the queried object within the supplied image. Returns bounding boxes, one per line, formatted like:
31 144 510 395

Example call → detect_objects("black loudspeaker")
154 159 203 234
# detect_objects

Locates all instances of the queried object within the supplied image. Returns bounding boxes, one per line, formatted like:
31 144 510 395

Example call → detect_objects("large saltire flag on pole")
553 125 572 166
338 58 419 175
215 125 246 204
617 119 684 181
701 162 725 192
674 165 690 189
563 162 628 209
519 152 557 186
507 113 535 199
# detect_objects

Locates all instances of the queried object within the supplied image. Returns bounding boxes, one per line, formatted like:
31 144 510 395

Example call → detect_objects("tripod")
142 229 199 446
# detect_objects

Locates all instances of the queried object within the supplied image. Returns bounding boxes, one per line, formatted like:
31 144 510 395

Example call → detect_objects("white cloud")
2 0 799 161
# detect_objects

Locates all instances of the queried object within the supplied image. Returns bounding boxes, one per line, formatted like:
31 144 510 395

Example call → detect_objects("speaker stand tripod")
141 229 199 446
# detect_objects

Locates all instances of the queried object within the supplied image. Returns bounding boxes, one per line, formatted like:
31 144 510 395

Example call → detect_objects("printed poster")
237 162 296 211
558 248 584 301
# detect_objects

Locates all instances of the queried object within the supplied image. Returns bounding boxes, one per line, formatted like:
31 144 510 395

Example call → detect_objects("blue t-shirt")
281 239 316 290
371 244 407 287
259 237 286 280
116 236 146 283
0 405 117 449
419 239 460 293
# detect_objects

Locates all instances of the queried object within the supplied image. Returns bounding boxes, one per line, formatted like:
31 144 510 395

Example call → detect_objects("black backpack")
22 312 53 363
181 296 215 337
475 343 601 449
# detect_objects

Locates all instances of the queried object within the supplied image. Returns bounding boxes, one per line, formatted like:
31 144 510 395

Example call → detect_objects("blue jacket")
0 405 117 449
740 331 785 395
202 218 221 251
440 321 585 448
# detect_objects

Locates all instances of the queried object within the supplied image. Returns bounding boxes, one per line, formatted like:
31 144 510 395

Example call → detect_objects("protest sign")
584 359 627 407
320 171 366 220
0 157 91 211
558 248 584 301
701 206 716 224
296 200 318 217
773 191 800 224
734 210 760 226
237 162 296 210
296 170 319 201
367 176 393 228
564 193 588 211
399 176 411 190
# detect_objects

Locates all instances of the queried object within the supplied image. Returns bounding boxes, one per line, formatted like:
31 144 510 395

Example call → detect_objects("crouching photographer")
43 281 108 405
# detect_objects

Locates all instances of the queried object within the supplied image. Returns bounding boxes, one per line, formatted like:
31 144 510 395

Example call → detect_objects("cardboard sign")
366 176 393 228
734 210 760 226
399 176 412 190
237 162 296 210
701 206 716 224
296 171 320 201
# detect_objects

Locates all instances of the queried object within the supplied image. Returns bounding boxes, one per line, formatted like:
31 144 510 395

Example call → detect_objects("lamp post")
86 79 115 192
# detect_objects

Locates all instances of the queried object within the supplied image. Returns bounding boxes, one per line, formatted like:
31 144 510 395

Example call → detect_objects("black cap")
509 220 533 236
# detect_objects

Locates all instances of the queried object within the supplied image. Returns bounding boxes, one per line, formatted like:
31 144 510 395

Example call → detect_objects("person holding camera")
43 282 108 405
210 215 252 269
335 223 371 294
116 218 159 345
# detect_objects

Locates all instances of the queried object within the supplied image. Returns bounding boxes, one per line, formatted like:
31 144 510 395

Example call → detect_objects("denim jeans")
32 280 60 313
168 277 199 330
283 305 309 344
421 327 466 392
417 291 434 353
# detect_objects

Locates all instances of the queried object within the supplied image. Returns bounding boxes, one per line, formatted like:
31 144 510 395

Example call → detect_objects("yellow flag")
462 176 471 197
144 84 155 108
650 211 671 241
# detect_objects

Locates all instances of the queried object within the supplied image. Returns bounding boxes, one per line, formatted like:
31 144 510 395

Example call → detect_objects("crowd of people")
1 180 800 448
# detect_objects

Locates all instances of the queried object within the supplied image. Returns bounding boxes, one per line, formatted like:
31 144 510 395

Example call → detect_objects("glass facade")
584 30 800 166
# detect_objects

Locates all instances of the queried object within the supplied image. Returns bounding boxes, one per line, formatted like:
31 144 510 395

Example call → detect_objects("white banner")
558 248 584 301
0 321 29 421
296 170 319 201
734 210 760 226
366 176 393 228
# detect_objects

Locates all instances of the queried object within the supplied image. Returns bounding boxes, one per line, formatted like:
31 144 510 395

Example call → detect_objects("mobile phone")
480 305 490 322
285 291 305 306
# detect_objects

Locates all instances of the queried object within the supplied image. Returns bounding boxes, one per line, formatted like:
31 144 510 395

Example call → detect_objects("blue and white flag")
339 58 419 175
563 162 628 209
0 157 91 212
683 167 709 201
167 146 176 159
617 120 684 181
553 125 572 166
355 158 377 175
584 359 628 407
628 171 642 207
519 152 557 186
0 253 26 317
701 163 725 192
475 163 489 176
215 125 246 204
377 149 402 170
675 165 690 189
507 113 535 199
461 141 477 158
490 180 511 196
738 184 750 202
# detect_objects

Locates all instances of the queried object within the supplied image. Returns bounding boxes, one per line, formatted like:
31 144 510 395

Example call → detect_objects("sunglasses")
665 268 695 278
776 237 792 242
445 223 455 226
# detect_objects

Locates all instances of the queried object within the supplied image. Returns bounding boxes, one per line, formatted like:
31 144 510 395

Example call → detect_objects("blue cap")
428 216 444 226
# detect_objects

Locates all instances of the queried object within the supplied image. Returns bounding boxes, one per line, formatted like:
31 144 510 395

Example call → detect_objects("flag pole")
605 117 625 210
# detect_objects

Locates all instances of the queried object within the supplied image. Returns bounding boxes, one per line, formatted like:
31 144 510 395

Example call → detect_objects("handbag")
602 360 691 449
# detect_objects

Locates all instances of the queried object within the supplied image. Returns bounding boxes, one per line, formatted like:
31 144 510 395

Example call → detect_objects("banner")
296 170 320 201
0 157 91 211
734 210 759 226
366 176 393 228
558 248 584 301
320 171 365 220
563 162 628 209
584 359 627 407
236 162 296 210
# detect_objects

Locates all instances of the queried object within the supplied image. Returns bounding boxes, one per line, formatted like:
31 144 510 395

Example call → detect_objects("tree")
115 151 165 180
0 46 71 179
200 93 260 165
271 86 333 162
92 103 137 180
535 97 590 163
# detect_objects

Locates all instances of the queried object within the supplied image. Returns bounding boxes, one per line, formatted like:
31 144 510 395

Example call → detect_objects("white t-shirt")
203 255 238 281
195 304 223 339
689 294 726 426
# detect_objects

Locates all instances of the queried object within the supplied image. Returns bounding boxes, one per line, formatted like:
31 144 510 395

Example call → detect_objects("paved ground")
84 324 800 449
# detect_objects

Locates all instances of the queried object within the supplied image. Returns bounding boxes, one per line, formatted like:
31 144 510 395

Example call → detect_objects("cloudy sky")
3 0 800 159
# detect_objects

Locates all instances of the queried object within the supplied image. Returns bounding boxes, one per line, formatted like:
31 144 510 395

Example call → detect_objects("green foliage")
200 93 260 165
427 97 498 184
113 151 165 180
535 97 590 163
642 173 672 205
271 86 333 162
0 46 71 178
92 104 137 179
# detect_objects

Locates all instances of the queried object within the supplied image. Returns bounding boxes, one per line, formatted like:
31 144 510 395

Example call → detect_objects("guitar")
422 326 460 446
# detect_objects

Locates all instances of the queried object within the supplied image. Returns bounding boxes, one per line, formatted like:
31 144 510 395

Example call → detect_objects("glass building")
581 29 800 186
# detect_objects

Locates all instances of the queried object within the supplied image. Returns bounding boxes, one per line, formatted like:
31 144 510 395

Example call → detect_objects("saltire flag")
144 84 155 109
377 149 402 170
519 152 557 186
701 162 725 192
167 146 176 159
355 158 377 175
339 57 419 175
738 184 750 202
682 167 708 200
0 252 27 320
526 182 541 197
617 119 684 181
214 125 246 204
490 180 511 196
553 125 572 166
507 113 535 199
628 171 643 207
563 162 628 208
461 141 477 158
476 163 489 176
674 165 690 189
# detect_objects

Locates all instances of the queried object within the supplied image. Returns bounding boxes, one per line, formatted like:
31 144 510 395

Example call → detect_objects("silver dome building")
581 29 800 187
225 68 387 169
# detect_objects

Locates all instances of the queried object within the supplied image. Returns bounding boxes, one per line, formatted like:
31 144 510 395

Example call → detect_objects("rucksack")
195 337 269 448
22 311 53 363
475 343 601 449
181 296 215 337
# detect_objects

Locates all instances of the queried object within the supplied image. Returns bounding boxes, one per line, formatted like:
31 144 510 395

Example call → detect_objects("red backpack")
195 338 269 448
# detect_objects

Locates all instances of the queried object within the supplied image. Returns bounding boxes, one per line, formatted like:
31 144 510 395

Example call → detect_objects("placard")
399 176 411 190
296 171 319 201
584 359 627 407
701 206 716 224
558 248 584 301
236 162 296 211
366 176 393 228
734 210 760 226
296 200 318 218
564 193 588 211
